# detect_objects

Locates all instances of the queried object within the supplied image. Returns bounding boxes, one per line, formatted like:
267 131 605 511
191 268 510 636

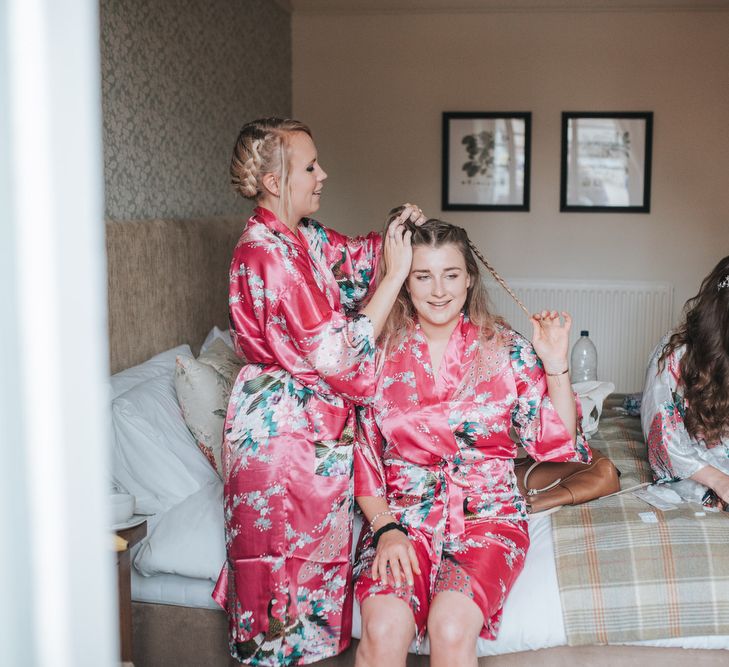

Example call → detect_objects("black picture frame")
560 111 653 213
442 112 531 211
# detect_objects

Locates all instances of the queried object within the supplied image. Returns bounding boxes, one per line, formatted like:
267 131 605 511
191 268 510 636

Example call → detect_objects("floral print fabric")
213 207 380 665
642 334 729 483
354 316 590 643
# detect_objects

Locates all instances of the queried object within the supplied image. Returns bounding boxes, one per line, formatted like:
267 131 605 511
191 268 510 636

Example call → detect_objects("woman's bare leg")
355 595 416 667
427 591 484 667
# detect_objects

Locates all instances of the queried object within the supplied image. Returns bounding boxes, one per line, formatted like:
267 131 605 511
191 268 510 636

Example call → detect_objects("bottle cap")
580 330 589 336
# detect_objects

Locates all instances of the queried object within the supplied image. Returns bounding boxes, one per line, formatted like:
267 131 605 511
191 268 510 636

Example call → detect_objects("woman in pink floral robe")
353 219 590 667
212 118 423 666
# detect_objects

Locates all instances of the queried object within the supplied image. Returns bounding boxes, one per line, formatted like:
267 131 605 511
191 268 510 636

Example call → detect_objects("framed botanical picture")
560 111 653 213
442 112 531 211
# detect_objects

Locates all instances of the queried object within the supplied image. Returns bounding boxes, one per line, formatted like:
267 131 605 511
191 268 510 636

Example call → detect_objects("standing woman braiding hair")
642 254 729 508
212 118 425 665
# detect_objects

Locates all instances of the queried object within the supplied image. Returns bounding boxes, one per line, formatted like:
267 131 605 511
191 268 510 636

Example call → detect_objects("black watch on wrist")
372 522 408 548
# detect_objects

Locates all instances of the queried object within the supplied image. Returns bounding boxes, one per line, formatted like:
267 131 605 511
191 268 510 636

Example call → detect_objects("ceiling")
285 0 729 13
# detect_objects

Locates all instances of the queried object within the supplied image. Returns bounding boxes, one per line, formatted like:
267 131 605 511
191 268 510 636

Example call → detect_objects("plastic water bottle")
570 330 598 382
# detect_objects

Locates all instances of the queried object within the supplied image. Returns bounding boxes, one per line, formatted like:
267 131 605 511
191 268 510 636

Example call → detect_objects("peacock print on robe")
213 207 380 665
353 316 590 645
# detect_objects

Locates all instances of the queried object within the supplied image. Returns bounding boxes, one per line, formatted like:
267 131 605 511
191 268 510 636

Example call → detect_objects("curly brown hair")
659 254 729 445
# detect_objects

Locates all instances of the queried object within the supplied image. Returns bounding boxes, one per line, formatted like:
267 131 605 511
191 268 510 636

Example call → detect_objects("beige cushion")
197 338 244 385
174 341 244 477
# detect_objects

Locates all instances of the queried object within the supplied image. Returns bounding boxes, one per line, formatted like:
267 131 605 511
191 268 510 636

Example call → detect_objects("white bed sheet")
130 514 220 610
130 513 729 653
131 565 219 610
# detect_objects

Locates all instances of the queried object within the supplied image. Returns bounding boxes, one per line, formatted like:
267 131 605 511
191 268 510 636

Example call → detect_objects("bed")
106 217 729 666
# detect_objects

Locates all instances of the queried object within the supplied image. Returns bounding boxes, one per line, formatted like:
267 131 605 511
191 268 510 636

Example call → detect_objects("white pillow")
111 371 219 514
110 344 192 400
200 326 234 354
133 480 225 581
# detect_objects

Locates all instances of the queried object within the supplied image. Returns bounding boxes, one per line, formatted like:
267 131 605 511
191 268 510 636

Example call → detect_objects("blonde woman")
353 217 590 667
212 118 424 665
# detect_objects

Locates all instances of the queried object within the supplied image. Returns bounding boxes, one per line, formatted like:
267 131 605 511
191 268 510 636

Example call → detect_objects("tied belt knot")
431 458 470 536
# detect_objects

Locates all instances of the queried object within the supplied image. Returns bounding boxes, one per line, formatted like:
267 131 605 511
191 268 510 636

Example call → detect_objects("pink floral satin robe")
354 316 590 643
642 334 729 484
213 207 380 665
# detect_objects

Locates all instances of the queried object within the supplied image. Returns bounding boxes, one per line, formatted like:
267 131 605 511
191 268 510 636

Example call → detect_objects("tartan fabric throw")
551 398 729 645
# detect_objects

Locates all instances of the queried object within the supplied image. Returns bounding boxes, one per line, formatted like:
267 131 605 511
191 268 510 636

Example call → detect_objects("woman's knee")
428 615 475 649
360 596 414 647
427 594 482 651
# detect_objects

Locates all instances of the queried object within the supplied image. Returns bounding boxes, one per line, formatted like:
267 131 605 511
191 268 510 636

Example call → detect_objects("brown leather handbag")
514 448 621 514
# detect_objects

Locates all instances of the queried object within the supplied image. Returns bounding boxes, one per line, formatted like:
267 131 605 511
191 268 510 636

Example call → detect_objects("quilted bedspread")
551 398 729 645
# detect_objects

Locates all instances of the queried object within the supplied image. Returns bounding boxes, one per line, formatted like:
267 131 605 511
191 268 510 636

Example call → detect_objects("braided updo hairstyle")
230 118 312 216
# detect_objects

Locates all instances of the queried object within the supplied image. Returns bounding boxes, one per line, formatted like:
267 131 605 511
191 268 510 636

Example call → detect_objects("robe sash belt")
385 406 472 536
438 460 469 536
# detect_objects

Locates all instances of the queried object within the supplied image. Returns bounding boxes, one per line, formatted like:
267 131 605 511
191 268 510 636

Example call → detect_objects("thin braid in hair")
467 240 531 319
242 138 263 197
230 118 312 202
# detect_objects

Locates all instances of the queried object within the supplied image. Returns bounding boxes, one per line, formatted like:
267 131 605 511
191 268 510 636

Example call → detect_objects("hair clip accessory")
718 275 729 291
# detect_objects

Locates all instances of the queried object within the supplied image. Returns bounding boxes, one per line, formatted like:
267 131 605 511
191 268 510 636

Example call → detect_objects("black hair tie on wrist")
372 522 408 548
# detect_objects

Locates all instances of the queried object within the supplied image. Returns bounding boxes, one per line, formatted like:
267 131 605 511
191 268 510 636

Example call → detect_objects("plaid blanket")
551 397 729 645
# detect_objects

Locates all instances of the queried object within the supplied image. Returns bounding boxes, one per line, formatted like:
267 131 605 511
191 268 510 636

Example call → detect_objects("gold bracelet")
545 368 569 377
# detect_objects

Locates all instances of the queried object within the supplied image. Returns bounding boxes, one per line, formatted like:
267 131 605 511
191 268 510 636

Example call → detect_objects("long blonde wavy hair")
377 209 518 347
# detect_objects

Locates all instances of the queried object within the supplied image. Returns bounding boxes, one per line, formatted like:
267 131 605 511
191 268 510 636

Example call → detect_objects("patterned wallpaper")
100 0 291 219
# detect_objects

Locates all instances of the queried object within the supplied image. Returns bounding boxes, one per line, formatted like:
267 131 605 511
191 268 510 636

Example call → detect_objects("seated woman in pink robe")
642 254 729 508
213 118 425 666
353 218 591 667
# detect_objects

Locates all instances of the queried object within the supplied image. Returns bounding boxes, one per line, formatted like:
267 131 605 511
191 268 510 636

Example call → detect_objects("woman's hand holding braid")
530 310 578 441
530 310 571 374
361 203 425 338
381 203 426 284
382 214 413 285
400 202 427 226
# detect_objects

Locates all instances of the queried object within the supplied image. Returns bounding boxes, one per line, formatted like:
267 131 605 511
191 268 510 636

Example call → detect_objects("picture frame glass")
446 116 528 208
565 117 648 208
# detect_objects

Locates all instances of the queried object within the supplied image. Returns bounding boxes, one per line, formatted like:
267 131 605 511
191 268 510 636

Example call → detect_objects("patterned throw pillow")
197 338 243 385
174 340 244 477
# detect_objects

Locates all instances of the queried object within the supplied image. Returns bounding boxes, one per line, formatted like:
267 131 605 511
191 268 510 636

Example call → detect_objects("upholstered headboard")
106 217 244 374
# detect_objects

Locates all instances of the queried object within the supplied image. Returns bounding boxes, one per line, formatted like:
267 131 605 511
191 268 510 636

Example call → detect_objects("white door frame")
0 0 117 665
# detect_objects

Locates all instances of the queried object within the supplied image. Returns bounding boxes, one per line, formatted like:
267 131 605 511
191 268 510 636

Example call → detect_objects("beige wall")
293 8 729 317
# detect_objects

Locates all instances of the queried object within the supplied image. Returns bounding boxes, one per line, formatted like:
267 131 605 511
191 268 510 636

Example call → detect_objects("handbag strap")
599 481 651 499
523 461 563 496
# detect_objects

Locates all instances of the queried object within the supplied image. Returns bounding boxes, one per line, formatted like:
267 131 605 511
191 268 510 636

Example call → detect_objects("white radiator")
483 278 674 393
